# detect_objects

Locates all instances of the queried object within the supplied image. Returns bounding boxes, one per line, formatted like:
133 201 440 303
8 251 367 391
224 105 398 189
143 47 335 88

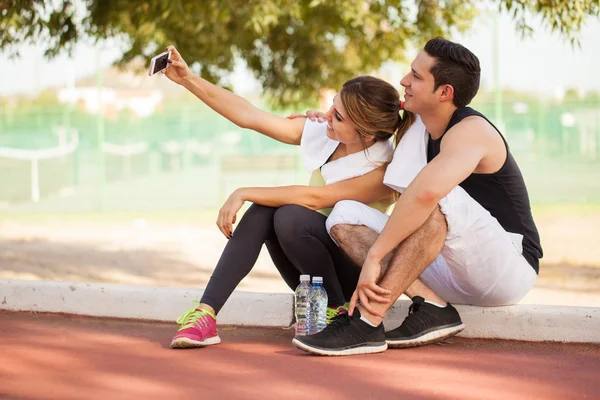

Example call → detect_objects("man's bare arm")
366 118 491 262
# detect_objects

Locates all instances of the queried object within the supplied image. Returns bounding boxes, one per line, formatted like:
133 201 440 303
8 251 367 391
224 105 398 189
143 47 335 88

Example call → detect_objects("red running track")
1 311 599 400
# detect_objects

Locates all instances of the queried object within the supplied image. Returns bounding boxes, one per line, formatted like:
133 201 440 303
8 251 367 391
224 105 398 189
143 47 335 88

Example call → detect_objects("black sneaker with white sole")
385 296 464 348
292 308 387 356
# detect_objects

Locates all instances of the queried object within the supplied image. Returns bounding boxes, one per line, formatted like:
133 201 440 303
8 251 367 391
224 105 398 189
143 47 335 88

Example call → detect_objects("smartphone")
148 51 171 76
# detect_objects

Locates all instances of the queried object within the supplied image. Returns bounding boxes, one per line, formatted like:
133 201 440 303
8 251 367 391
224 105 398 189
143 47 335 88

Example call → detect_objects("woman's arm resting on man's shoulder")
165 45 305 145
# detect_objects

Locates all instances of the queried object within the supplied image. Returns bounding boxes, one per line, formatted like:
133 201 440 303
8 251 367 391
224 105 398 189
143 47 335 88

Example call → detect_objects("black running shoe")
385 296 464 348
292 308 387 356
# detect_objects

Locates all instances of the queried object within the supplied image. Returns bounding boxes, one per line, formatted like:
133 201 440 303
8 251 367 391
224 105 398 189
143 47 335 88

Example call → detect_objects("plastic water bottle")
306 276 328 335
294 275 311 336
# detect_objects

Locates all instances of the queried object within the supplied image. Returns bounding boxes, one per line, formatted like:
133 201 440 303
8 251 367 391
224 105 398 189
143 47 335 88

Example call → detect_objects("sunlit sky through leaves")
1 10 598 99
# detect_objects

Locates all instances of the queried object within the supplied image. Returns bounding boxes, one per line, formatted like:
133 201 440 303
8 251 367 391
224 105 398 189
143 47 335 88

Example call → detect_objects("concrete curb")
1 280 599 343
0 280 293 327
384 302 600 343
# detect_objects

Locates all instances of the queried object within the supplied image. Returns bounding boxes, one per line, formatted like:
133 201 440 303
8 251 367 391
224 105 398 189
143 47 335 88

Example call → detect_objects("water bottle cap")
299 274 310 282
312 276 323 284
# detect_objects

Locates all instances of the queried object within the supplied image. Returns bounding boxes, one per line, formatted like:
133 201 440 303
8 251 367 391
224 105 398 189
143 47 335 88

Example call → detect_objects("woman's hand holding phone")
163 45 193 85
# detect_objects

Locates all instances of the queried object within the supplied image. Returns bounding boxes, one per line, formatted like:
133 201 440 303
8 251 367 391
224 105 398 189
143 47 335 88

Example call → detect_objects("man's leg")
329 224 445 306
366 206 447 319
331 207 464 347
292 202 462 356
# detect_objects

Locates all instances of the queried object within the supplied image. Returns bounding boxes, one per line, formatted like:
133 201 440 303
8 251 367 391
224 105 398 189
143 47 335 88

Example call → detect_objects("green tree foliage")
1 0 598 106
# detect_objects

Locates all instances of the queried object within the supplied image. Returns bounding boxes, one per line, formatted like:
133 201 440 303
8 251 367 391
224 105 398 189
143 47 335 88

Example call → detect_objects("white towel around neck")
300 119 393 184
383 115 429 193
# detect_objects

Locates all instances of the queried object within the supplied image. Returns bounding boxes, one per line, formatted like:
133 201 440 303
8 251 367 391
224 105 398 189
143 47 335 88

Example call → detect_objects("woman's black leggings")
200 204 361 314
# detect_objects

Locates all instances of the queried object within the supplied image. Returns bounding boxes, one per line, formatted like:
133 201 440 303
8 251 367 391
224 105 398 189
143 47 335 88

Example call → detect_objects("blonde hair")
339 76 415 148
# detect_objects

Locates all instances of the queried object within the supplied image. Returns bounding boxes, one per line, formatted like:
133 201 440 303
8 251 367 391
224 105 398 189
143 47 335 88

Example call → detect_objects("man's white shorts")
325 187 537 306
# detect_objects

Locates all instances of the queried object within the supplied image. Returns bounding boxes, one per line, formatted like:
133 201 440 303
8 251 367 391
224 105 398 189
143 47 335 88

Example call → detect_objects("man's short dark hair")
424 37 481 108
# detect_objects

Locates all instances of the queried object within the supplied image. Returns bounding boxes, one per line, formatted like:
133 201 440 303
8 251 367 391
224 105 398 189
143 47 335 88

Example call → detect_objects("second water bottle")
306 276 328 335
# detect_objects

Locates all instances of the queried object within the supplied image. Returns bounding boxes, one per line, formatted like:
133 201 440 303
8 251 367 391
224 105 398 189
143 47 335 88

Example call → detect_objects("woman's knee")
242 203 276 221
234 203 277 234
273 204 319 242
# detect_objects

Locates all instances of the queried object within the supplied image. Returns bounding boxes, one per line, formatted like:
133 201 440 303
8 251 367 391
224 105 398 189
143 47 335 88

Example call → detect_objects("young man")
292 37 543 356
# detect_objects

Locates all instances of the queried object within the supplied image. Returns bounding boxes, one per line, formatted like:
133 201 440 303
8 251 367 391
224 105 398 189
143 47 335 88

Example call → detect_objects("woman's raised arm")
164 45 305 145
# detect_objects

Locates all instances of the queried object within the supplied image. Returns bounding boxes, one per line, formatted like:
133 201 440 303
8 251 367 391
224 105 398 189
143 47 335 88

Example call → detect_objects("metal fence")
1 97 599 212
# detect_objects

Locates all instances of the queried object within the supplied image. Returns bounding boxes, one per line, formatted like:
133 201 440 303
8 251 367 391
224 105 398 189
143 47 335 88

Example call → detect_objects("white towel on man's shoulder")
300 119 393 185
383 115 428 193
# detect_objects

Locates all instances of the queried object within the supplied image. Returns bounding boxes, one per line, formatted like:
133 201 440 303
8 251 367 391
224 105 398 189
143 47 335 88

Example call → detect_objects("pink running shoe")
170 301 221 349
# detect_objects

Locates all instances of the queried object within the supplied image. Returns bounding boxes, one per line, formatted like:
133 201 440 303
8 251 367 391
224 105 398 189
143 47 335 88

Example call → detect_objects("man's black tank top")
427 107 543 273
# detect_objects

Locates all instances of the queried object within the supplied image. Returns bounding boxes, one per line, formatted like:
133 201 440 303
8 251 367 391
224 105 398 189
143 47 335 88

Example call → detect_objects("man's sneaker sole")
386 323 465 348
292 338 387 356
170 335 221 349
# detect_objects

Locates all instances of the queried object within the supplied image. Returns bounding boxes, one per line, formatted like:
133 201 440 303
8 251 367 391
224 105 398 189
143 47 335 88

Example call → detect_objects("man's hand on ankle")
349 255 391 317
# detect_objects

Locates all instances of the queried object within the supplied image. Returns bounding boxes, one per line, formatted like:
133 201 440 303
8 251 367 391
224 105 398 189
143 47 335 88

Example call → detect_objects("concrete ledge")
0 280 293 327
1 280 599 343
384 301 600 343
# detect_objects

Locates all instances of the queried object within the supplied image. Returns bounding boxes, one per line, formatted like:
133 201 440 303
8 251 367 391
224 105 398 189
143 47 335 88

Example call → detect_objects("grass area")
531 202 600 217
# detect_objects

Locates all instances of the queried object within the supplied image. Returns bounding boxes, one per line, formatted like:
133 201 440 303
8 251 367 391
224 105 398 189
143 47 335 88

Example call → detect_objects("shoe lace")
324 311 374 343
176 300 212 330
324 312 352 336
408 301 422 315
403 297 425 326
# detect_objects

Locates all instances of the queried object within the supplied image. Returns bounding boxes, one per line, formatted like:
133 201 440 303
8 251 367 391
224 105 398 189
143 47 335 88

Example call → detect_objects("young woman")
162 45 414 348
